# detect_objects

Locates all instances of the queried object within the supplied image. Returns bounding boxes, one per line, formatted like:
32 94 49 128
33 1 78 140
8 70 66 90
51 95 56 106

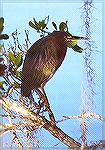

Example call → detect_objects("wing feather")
21 36 57 97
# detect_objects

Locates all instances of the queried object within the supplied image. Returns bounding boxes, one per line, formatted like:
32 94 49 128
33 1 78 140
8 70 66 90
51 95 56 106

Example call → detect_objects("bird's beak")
66 36 89 41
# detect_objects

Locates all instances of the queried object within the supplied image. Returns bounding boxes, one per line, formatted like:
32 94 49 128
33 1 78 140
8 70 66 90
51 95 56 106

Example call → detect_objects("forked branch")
0 97 81 148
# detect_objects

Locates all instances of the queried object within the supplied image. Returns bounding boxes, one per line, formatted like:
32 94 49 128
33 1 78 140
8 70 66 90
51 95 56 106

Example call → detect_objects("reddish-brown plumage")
21 31 68 97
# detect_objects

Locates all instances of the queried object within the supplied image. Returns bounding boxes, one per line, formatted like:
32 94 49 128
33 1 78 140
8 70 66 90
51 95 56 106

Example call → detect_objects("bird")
21 31 87 124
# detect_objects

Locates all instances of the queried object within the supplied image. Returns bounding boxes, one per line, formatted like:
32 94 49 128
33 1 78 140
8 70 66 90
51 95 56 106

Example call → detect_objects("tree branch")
0 97 81 148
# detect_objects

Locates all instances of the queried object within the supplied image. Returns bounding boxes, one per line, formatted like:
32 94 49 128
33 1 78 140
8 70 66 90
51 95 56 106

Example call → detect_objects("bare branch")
0 97 81 148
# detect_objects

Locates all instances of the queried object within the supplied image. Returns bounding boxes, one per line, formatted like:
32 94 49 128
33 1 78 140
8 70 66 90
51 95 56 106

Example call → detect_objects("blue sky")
1 1 104 147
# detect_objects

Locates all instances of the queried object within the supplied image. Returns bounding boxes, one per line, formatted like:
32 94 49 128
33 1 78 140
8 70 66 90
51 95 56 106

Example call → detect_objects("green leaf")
29 21 37 30
29 17 49 32
33 18 38 25
15 52 23 67
72 45 83 53
8 52 23 67
0 34 9 40
52 22 57 30
38 20 45 30
0 27 4 34
67 40 78 48
0 17 4 34
0 17 4 25
8 51 15 62
0 81 4 88
39 20 46 30
45 16 49 24
59 22 67 32
33 18 40 30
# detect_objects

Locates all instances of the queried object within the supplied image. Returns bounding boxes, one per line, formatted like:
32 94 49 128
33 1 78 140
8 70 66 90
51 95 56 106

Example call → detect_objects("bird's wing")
21 36 57 97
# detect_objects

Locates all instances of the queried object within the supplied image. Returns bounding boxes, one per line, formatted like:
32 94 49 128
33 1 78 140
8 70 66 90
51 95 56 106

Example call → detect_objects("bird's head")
52 21 88 53
51 31 88 53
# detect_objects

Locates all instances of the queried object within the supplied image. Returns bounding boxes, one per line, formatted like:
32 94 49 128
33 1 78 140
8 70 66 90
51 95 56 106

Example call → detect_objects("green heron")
21 31 87 124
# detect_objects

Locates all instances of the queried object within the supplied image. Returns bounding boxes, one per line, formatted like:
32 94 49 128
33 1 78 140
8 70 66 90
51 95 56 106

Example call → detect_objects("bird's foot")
36 104 56 125
46 107 56 125
41 107 56 125
35 100 45 115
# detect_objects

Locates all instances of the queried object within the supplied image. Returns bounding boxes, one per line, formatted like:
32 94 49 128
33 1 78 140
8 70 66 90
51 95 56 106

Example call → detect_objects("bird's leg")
36 88 56 125
29 94 40 110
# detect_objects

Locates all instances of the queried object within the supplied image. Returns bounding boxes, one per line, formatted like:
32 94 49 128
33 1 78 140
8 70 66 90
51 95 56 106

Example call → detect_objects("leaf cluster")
52 21 68 32
29 16 49 37
29 16 69 37
0 17 9 40
0 17 9 90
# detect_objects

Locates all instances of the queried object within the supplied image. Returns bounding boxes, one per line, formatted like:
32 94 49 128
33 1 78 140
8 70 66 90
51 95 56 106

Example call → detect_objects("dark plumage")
21 31 68 97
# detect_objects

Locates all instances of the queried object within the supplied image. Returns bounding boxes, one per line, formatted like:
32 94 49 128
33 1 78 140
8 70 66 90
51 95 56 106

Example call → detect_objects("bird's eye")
66 35 72 39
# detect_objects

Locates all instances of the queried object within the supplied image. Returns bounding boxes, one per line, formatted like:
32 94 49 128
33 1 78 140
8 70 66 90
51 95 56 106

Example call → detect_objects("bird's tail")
21 83 31 98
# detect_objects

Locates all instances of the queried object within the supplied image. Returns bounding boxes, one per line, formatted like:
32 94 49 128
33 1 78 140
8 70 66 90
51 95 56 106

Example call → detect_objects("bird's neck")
53 36 67 69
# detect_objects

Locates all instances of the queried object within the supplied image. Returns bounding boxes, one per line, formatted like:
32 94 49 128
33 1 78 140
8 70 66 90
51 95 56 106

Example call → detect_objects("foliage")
0 17 9 92
29 16 68 36
0 17 9 40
